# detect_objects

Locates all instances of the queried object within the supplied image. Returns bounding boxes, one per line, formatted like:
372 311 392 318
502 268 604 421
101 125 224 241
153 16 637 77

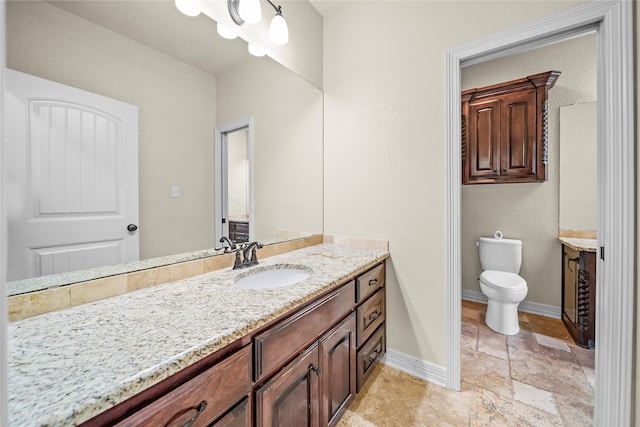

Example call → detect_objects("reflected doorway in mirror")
215 117 254 245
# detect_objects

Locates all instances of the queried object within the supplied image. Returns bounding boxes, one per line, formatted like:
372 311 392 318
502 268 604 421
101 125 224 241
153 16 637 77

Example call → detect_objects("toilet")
477 231 528 335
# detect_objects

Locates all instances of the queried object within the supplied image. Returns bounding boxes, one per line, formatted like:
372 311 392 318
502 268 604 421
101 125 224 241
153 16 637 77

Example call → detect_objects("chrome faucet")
232 241 263 269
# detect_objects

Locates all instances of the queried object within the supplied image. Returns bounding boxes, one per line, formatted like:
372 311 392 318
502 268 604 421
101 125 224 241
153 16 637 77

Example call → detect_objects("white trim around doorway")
446 2 634 426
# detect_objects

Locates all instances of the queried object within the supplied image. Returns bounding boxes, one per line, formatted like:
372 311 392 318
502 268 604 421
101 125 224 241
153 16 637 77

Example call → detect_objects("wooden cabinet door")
468 98 501 180
320 314 356 427
255 344 320 427
209 396 251 427
501 90 537 178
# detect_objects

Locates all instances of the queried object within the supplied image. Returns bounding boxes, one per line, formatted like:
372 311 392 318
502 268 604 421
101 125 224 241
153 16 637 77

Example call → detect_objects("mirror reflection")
4 0 323 295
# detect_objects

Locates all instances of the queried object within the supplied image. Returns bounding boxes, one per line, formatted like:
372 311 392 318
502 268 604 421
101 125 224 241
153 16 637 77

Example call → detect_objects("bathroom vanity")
7 243 388 427
559 237 597 349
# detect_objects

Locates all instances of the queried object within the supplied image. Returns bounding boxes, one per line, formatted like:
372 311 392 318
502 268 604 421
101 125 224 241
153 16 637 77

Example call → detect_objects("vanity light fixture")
174 0 201 17
217 22 238 40
248 43 266 57
238 0 262 24
227 0 289 46
267 0 288 45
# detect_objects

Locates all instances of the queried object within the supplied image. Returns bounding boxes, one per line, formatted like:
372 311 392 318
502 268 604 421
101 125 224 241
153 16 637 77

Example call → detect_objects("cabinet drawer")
254 282 355 381
115 345 252 427
356 289 385 347
356 325 385 392
356 264 384 303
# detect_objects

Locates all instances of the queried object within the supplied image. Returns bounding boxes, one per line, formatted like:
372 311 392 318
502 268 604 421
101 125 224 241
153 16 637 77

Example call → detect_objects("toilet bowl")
477 231 528 335
479 270 528 335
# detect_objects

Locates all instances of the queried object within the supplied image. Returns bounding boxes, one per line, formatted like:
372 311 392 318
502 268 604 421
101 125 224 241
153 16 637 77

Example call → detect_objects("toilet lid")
480 270 527 291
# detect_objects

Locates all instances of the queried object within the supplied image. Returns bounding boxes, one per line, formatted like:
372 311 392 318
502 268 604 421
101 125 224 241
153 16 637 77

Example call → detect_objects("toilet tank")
478 236 522 273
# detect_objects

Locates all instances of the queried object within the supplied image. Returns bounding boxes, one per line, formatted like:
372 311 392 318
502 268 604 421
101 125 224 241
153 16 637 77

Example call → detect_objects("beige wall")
6 0 217 260
323 0 588 367
217 56 324 240
460 34 596 308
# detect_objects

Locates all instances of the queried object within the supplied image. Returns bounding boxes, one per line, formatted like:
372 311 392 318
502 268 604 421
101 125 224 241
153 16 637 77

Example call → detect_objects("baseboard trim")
381 348 447 388
462 289 561 319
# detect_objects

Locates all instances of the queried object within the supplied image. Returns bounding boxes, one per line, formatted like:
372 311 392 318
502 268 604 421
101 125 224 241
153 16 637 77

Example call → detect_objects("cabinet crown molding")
462 70 561 102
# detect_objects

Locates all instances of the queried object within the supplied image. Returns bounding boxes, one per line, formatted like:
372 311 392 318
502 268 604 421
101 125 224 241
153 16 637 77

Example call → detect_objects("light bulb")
217 22 238 40
248 43 266 57
239 0 261 24
269 13 288 45
175 0 201 17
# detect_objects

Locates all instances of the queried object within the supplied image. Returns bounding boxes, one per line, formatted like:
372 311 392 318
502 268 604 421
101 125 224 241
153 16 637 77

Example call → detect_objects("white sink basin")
234 265 312 289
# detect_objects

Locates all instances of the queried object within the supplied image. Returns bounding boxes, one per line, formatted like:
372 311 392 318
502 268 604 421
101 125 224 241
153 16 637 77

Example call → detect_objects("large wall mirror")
4 0 323 295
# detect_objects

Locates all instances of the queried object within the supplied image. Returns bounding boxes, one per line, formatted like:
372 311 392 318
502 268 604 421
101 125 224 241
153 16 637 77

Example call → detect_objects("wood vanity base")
81 262 386 427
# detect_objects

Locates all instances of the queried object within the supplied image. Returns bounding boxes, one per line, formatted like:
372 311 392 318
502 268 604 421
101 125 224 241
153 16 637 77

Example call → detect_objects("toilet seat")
480 270 527 291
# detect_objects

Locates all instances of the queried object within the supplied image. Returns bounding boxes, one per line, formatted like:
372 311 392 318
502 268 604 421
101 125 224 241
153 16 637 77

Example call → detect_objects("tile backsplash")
8 235 325 321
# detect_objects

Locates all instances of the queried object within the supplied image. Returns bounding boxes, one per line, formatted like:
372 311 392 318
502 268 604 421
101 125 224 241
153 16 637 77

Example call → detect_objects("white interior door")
4 68 139 281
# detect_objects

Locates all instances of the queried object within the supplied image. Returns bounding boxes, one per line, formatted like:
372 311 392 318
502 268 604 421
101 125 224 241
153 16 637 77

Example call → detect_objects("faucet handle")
233 251 243 269
219 236 237 252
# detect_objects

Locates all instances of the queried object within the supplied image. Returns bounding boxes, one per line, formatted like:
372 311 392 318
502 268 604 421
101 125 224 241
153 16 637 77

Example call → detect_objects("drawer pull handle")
368 311 380 321
367 349 380 362
165 400 207 427
368 278 378 287
310 365 321 376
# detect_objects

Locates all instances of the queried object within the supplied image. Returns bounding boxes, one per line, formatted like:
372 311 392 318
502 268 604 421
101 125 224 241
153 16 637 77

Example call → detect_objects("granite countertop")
558 237 598 253
8 243 388 427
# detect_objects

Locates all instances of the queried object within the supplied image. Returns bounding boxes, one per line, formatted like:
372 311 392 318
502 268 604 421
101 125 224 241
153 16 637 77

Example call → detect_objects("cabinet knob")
309 365 321 376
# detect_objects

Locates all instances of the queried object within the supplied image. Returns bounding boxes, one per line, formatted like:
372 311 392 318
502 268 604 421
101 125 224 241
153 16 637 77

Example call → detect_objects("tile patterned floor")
338 300 594 426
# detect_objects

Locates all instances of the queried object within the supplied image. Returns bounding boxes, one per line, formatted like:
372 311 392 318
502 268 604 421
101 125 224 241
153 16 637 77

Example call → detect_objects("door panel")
468 98 500 179
501 90 536 176
320 314 356 427
5 69 139 281
255 344 320 427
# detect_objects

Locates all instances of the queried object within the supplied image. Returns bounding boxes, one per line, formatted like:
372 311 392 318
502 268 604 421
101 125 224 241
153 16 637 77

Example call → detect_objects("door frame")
214 116 254 244
445 2 634 426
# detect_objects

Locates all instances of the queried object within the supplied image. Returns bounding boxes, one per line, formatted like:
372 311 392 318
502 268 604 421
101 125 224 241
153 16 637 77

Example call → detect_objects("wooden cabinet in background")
561 245 596 349
229 220 249 244
461 70 561 184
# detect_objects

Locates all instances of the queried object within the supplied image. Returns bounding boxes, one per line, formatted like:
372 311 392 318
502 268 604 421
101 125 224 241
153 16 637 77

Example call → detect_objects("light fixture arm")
266 0 283 15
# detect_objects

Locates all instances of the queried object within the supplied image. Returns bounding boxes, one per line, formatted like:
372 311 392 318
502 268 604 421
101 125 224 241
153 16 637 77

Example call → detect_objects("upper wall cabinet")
461 71 561 184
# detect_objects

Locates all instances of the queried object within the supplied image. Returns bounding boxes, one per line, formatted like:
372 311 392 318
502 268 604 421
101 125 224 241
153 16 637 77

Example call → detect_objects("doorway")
445 2 634 426
215 117 254 245
458 31 597 423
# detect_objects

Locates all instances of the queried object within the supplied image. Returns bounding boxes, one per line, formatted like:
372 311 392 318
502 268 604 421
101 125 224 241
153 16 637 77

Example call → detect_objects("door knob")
127 224 138 232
